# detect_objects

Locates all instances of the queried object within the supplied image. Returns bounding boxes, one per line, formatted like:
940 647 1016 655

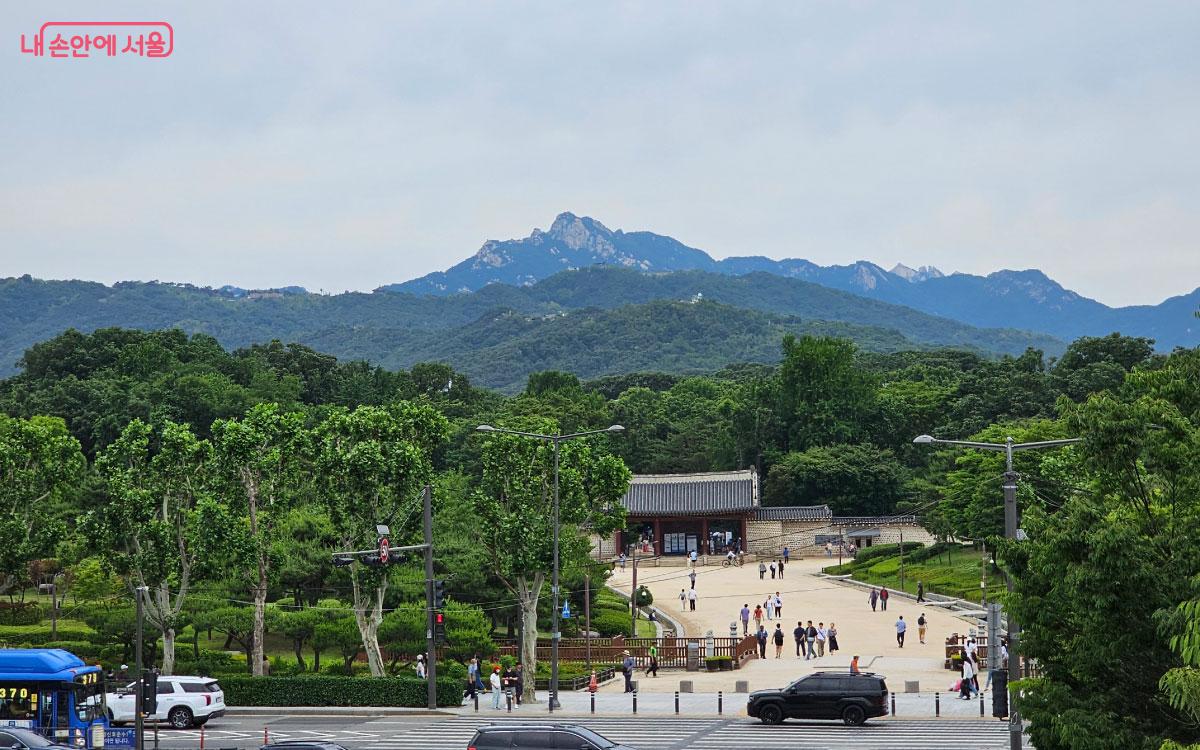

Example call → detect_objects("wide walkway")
608 555 980 695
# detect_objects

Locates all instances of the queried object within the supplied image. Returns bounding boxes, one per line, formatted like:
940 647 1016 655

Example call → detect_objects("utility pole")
584 573 592 672
422 484 436 711
551 438 561 712
981 540 988 606
49 582 57 641
899 528 906 591
629 544 638 637
134 586 147 750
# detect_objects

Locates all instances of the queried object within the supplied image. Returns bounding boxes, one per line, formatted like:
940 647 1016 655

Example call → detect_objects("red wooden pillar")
701 518 709 555
740 516 748 551
653 518 662 556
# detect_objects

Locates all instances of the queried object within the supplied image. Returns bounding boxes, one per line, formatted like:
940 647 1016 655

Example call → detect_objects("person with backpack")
679 588 687 611
805 621 818 659
773 624 785 658
917 613 927 644
769 561 776 579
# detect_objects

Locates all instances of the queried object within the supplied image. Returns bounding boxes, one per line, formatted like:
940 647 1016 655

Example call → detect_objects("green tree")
472 423 630 702
313 403 448 676
276 599 343 672
92 419 224 674
209 403 308 677
763 443 907 515
190 605 260 670
776 335 877 451
0 415 84 595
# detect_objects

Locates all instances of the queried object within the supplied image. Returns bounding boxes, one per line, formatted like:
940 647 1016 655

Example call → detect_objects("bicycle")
722 554 745 568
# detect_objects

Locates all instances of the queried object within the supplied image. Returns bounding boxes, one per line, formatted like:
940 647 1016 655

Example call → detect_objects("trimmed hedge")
0 603 44 626
0 625 97 645
219 676 461 707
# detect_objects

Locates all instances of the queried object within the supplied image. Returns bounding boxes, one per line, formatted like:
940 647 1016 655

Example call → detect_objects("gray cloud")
2 1 1197 305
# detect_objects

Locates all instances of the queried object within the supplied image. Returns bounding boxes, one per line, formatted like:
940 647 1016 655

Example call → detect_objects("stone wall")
746 520 831 556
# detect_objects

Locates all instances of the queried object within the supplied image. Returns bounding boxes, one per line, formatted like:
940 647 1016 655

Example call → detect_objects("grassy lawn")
823 545 1007 603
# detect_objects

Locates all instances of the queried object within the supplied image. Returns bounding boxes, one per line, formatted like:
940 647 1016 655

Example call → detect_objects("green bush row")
0 626 98 645
0 604 45 626
219 675 461 707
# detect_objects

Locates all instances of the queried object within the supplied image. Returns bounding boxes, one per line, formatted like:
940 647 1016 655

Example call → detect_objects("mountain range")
386 212 1199 349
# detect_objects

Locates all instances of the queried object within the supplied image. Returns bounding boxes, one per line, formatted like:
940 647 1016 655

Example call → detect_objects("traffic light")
140 669 158 715
433 579 446 610
434 611 446 645
332 555 355 568
360 552 384 567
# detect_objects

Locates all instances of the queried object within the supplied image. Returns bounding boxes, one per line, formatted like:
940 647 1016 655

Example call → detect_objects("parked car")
746 671 889 726
0 727 77 750
468 724 635 750
106 675 226 729
261 743 349 750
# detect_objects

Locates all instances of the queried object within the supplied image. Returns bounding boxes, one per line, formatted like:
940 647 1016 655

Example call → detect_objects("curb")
225 707 454 717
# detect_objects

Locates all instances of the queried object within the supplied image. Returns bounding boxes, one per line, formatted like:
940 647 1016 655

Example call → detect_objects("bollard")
590 692 595 714
199 726 205 750
633 689 638 714
935 692 940 717
264 727 269 746
980 691 985 717
474 691 479 712
891 692 896 716
718 690 723 715
675 691 680 714
507 690 513 713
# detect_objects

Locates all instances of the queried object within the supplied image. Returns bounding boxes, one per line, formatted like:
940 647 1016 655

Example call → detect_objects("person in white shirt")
490 667 503 709
773 593 783 619
960 656 975 699
816 623 828 657
687 587 698 611
764 595 774 620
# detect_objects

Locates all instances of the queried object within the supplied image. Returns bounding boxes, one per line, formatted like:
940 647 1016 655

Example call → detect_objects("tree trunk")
293 639 307 672
251 558 267 677
161 628 176 676
350 570 386 677
312 645 321 672
516 572 544 704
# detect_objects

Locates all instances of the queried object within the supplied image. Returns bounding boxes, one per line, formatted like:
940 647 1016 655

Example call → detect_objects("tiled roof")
833 515 920 526
752 505 833 522
622 470 758 516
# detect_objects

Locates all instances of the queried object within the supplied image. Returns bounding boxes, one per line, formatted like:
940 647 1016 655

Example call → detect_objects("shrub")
633 586 653 607
42 641 103 660
0 625 97 645
173 650 240 677
589 610 632 638
0 603 44 626
218 675 461 707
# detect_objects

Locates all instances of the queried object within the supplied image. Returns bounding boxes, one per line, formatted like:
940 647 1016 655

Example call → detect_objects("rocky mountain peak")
890 263 945 282
546 212 617 253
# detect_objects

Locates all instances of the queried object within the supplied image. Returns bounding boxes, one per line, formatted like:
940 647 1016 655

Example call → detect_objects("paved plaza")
607 555 983 696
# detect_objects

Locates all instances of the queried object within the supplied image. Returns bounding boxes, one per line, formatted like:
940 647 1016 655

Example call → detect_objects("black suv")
468 724 636 750
747 671 889 726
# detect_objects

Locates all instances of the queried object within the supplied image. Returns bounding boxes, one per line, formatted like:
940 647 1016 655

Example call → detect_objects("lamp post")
914 434 1080 750
477 423 624 711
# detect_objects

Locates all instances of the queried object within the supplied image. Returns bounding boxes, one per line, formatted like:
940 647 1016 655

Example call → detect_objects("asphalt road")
147 713 1022 750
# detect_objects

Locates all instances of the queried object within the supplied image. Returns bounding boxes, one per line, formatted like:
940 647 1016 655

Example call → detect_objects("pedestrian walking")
814 622 826 656
415 654 426 678
917 613 927 644
895 615 907 648
805 621 817 659
769 561 776 579
782 546 790 564
689 550 697 569
916 580 925 602
764 594 773 620
688 569 697 589
687 587 698 611
645 645 658 678
778 559 785 579
959 654 975 699
880 587 889 611
759 561 767 580
622 650 635 692
828 622 839 653
740 604 751 636
466 658 479 698
490 667 503 709
619 552 626 571
869 588 878 612
969 653 981 696
756 626 768 659
773 624 785 658
679 589 687 611
793 621 805 657
753 604 764 630
825 542 832 557
474 654 486 692
502 665 517 708
773 592 782 618
514 664 525 705
850 654 860 674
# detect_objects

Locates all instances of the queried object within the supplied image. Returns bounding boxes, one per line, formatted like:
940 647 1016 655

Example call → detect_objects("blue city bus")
0 649 109 748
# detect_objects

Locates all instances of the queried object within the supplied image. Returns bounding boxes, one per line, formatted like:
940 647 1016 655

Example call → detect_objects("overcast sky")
3 2 1198 306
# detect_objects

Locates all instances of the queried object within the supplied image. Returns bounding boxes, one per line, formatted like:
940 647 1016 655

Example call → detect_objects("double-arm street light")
477 424 625 711
914 434 1081 750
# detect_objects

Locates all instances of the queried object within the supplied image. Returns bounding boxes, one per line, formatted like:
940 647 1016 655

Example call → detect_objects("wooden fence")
496 634 761 670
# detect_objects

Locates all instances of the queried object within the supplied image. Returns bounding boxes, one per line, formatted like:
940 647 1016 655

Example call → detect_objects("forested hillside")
0 271 1063 388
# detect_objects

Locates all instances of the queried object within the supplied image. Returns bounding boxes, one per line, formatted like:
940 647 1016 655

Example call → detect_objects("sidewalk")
451 689 1004 719
608 555 980 693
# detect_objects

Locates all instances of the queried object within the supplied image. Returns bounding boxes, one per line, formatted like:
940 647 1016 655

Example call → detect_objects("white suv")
107 676 226 729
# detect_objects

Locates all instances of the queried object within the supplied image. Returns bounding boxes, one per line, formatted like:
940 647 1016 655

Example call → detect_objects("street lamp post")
914 434 1080 750
477 424 624 712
